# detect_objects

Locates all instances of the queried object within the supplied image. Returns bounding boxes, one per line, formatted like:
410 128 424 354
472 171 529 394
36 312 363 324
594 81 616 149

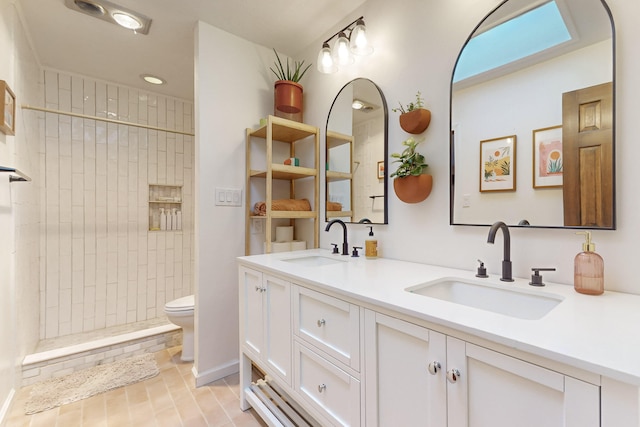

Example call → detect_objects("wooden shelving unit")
326 130 354 221
245 115 319 254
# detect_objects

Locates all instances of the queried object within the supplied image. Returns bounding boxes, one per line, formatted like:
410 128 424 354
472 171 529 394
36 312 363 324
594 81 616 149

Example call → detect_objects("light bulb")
333 32 354 66
112 11 143 30
350 19 373 55
317 42 337 74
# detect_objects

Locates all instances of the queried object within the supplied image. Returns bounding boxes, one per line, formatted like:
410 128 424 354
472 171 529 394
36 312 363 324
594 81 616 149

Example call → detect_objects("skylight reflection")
454 1 572 83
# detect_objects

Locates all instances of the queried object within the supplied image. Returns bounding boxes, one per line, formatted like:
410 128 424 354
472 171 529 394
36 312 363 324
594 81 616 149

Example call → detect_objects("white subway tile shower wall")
40 70 194 340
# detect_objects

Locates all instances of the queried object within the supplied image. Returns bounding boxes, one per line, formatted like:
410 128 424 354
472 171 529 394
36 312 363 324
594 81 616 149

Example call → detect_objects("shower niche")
149 184 183 231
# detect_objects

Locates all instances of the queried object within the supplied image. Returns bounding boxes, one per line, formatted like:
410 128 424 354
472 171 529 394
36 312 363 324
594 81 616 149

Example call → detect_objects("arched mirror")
450 0 615 228
326 78 388 224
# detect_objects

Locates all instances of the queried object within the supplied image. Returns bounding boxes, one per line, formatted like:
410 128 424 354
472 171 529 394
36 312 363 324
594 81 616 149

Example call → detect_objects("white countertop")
238 249 640 387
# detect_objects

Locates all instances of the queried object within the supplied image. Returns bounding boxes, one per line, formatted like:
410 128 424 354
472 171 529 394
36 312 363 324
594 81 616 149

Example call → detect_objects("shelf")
326 170 353 181
249 116 317 142
0 166 31 182
250 164 317 180
149 200 182 204
327 211 353 218
327 130 354 148
246 116 319 255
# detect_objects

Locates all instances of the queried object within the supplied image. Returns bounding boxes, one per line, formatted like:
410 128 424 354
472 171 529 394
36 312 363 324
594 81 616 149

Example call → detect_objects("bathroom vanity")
238 249 640 427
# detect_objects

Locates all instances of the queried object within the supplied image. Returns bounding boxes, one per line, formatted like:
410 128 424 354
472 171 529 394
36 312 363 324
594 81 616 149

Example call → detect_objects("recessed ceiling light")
64 0 152 35
112 11 143 30
141 74 166 85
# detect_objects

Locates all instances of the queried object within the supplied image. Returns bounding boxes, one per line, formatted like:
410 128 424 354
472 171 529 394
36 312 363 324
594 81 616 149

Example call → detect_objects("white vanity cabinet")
239 266 292 386
364 309 600 427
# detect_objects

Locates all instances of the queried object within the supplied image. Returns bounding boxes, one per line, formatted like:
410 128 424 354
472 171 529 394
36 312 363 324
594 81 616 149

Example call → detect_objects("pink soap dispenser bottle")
574 231 604 295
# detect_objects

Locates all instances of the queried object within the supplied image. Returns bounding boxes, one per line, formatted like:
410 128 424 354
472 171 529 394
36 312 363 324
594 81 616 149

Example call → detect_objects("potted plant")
392 91 431 134
270 49 312 119
390 136 433 203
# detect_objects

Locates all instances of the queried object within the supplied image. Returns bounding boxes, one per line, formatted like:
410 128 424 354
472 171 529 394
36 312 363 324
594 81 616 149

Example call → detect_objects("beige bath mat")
25 353 159 414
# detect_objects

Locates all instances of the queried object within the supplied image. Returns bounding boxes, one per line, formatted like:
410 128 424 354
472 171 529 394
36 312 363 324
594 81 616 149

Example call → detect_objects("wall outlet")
251 218 264 234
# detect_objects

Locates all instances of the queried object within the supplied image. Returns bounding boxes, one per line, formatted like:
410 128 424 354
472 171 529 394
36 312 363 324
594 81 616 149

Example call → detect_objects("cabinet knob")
447 368 461 384
317 319 326 327
318 384 326 393
428 361 441 375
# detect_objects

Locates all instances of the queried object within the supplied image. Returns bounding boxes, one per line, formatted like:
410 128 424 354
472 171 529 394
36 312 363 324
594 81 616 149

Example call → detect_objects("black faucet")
325 219 349 255
487 221 514 282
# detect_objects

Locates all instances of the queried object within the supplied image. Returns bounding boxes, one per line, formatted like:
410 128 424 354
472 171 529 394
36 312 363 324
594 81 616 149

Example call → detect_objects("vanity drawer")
294 341 361 427
293 286 360 371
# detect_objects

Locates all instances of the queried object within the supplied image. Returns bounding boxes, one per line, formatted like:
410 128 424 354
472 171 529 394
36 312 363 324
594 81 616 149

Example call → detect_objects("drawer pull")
255 286 266 292
428 361 441 375
318 384 326 393
317 319 326 327
447 368 461 384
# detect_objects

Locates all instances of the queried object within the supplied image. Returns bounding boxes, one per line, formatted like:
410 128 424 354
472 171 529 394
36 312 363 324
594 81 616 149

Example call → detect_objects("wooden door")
562 82 613 227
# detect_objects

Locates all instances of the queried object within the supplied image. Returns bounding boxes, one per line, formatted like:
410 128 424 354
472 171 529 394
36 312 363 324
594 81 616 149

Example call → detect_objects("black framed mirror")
450 0 615 229
325 78 388 224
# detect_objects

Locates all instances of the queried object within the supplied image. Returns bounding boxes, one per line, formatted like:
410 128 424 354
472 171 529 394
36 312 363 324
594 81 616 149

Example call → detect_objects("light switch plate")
215 187 242 206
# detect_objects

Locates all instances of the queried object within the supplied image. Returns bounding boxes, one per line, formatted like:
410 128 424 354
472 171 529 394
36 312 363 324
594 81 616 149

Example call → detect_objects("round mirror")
450 0 615 228
326 78 388 224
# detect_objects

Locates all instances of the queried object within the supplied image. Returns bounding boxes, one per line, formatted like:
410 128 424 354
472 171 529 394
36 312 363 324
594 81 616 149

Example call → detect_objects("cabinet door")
446 337 600 427
239 266 264 359
364 310 447 427
263 275 292 385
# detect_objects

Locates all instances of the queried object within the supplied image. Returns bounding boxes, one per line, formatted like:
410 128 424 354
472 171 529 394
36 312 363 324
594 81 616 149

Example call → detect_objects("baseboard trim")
193 359 239 387
0 388 16 425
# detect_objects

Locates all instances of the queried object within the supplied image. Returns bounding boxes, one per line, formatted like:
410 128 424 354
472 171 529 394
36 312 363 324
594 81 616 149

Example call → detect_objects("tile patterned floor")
5 347 266 427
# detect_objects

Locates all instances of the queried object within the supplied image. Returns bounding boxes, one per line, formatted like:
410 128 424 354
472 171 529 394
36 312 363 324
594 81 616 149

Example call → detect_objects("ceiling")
17 0 367 101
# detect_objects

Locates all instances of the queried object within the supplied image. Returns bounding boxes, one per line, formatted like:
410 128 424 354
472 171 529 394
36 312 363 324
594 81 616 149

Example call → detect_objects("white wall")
303 0 640 294
38 70 195 339
193 22 274 385
0 0 41 419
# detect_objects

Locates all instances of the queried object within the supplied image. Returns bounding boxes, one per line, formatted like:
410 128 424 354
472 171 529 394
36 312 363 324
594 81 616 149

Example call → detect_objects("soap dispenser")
574 231 604 295
365 226 378 259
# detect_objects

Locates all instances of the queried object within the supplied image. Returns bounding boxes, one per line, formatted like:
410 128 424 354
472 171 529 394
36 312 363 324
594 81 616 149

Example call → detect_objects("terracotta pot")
274 80 303 114
399 108 431 134
393 174 433 203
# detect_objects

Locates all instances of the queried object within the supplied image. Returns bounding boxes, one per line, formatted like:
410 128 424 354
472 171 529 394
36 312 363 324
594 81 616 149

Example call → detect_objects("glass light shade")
350 19 373 55
333 32 354 66
112 11 143 30
317 43 337 74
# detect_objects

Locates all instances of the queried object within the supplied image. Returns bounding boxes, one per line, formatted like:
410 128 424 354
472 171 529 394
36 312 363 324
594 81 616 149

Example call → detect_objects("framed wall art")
377 160 385 179
0 80 16 136
480 135 516 192
532 125 563 188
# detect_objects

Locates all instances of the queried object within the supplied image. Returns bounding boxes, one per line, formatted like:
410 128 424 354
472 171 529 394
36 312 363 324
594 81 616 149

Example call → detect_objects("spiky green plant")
270 49 312 83
390 137 428 178
391 91 425 114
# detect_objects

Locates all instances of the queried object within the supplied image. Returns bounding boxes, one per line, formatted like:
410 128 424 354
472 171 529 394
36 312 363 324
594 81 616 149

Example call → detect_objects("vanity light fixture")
65 0 152 35
317 16 373 74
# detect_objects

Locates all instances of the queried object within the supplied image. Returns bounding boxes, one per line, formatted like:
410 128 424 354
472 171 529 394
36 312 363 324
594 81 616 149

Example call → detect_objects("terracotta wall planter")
393 174 433 203
274 80 303 114
399 108 431 134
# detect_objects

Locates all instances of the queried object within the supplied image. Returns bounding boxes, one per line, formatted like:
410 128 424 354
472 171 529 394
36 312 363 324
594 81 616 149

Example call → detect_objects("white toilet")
164 295 195 362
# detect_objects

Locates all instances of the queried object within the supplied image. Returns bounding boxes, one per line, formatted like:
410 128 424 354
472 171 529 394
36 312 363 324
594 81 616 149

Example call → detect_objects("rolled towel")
327 201 343 211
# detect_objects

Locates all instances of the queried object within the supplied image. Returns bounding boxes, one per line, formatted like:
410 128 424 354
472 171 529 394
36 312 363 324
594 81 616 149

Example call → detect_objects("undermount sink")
405 278 563 320
281 255 346 267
